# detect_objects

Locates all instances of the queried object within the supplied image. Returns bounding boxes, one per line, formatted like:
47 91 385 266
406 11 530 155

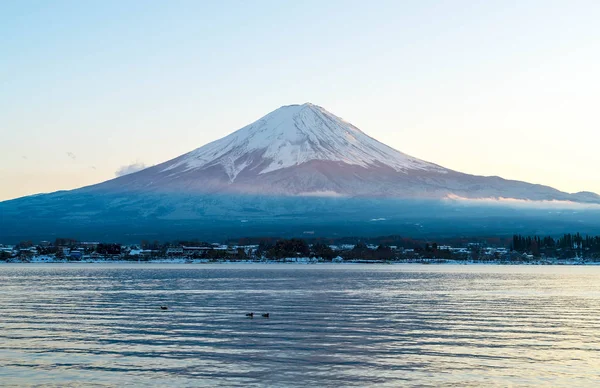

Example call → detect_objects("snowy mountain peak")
161 103 445 181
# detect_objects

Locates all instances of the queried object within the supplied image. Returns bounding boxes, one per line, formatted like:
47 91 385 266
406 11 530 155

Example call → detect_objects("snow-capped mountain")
2 102 600 242
95 103 598 202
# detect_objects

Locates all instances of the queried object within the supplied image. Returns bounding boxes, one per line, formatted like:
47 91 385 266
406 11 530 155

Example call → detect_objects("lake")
1 264 599 387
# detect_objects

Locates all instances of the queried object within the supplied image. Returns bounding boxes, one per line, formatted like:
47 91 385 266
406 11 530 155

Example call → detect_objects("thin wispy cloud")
66 152 76 160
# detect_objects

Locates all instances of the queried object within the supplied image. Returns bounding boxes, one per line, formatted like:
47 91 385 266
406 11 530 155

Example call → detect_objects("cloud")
22 155 28 160
296 190 346 198
66 152 77 160
444 194 600 210
115 161 148 177
90 166 97 170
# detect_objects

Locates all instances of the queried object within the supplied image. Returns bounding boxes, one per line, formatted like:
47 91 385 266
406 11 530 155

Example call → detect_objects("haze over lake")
1 264 599 387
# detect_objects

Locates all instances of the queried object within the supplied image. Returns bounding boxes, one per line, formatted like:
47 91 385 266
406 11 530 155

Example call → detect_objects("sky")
1 0 599 201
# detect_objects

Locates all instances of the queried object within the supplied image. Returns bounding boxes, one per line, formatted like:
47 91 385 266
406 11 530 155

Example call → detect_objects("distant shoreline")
2 258 598 266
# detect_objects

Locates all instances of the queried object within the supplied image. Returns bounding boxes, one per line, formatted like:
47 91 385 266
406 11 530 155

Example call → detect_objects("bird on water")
262 313 270 318
160 306 168 310
246 312 254 318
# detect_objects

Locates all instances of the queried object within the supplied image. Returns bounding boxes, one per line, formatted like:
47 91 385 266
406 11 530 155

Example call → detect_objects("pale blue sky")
1 0 599 200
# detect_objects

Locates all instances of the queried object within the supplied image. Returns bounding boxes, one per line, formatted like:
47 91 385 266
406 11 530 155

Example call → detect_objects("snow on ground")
6 255 599 266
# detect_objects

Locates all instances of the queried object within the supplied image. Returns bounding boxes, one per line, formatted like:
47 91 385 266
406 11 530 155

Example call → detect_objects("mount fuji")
82 103 598 202
1 103 599 242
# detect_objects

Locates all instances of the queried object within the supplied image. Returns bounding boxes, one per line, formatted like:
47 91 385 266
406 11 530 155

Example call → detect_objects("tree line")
512 233 600 258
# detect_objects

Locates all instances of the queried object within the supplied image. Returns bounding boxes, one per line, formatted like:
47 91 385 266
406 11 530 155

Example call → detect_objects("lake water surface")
1 264 599 387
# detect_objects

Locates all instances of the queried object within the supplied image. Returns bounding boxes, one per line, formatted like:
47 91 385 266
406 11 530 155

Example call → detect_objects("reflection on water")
1 264 599 387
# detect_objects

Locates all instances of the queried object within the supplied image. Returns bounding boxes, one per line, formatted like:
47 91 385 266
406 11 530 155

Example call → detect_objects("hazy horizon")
2 0 599 201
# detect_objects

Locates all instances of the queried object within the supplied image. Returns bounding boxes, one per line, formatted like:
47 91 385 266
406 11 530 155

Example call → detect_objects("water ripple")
1 264 600 387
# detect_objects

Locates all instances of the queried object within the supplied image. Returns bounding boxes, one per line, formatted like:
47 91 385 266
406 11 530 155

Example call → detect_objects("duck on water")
246 312 269 318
